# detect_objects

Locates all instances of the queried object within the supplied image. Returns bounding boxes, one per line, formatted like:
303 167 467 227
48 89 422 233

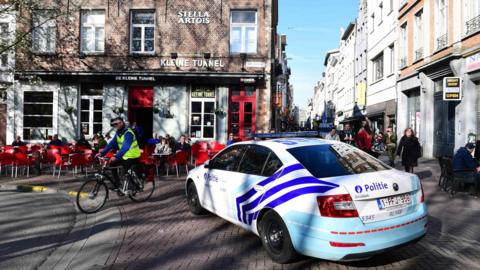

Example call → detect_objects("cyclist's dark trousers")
110 158 139 188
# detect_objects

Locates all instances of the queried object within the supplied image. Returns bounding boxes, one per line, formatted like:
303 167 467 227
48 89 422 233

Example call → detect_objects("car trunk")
332 170 422 224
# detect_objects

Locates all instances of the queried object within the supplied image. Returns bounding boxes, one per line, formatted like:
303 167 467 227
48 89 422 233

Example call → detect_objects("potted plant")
64 106 75 115
113 107 125 114
214 108 226 117
165 110 174 119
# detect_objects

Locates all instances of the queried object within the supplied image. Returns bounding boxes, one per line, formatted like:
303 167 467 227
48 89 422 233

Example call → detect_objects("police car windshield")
287 144 390 178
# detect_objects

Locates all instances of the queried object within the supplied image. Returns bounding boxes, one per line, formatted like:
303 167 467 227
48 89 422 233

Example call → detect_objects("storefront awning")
366 99 396 117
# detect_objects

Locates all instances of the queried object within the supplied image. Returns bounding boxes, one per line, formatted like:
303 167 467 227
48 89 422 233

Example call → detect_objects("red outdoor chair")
211 143 226 156
54 153 89 178
0 150 15 177
13 152 34 178
16 146 29 153
194 151 210 167
166 151 190 177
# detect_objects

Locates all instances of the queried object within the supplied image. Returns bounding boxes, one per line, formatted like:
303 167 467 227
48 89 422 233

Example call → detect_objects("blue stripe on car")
235 163 305 222
240 176 339 223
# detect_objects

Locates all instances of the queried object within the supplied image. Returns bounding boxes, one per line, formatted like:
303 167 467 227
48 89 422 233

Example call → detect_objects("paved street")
2 159 480 270
0 192 76 270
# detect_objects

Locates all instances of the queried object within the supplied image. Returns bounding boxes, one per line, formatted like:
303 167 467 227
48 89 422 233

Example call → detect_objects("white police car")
185 138 427 263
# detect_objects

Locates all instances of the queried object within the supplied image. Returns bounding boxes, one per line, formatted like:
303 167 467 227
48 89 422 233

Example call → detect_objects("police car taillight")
420 184 425 203
317 194 359 218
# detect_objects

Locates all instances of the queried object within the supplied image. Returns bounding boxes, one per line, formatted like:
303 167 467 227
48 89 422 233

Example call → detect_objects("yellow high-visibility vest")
116 128 141 160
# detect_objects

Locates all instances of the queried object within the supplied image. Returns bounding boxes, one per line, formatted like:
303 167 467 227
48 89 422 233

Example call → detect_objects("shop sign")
246 61 266 68
466 52 480 72
178 11 210 24
443 77 462 101
191 88 215 98
240 78 256 83
115 76 155 81
160 58 225 68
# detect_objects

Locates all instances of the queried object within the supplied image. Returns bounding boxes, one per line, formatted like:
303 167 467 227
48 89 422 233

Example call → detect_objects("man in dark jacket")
453 143 480 195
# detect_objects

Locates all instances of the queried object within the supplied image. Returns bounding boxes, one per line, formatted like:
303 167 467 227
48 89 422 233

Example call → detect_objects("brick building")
397 0 480 157
7 0 278 144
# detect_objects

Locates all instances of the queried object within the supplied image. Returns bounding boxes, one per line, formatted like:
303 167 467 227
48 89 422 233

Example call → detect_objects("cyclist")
100 117 141 191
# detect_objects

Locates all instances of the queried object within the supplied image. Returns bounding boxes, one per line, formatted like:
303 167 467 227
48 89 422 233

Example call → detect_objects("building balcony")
399 57 407 69
466 15 480 36
436 34 448 51
414 47 423 61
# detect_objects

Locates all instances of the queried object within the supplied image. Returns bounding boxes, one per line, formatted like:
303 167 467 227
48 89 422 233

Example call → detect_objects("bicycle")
76 157 155 214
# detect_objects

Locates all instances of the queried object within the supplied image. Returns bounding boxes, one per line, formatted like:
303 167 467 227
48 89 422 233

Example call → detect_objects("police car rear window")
287 144 390 178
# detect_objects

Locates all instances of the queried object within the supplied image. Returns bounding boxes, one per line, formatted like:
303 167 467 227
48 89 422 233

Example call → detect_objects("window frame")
190 87 216 140
464 0 480 35
229 10 258 55
435 0 448 39
32 9 57 54
22 90 58 141
372 52 384 82
80 9 105 54
0 22 8 68
130 10 156 55
399 22 408 67
389 44 395 75
210 145 246 172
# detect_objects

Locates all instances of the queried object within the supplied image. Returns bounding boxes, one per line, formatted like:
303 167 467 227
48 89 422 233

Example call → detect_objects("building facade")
0 4 15 145
366 0 398 133
323 50 340 128
337 22 356 125
272 34 291 131
10 0 278 144
397 0 480 158
354 0 368 130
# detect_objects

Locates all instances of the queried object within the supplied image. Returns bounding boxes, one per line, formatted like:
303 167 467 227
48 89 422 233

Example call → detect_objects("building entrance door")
229 85 256 141
128 86 153 146
433 92 458 157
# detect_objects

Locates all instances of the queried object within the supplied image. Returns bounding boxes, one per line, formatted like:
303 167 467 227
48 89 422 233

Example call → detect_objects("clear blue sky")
278 0 359 109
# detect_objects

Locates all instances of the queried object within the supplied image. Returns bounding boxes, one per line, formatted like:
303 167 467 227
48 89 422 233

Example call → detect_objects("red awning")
129 87 153 108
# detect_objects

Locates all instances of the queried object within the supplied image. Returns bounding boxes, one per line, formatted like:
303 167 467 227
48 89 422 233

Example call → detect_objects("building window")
379 2 383 24
373 52 384 82
190 86 216 139
32 10 56 54
81 10 105 53
414 10 424 61
465 0 480 35
23 91 54 140
370 13 375 32
130 11 155 54
230 10 257 54
389 0 394 13
400 23 407 68
435 0 448 50
389 44 395 74
0 23 8 68
80 84 103 137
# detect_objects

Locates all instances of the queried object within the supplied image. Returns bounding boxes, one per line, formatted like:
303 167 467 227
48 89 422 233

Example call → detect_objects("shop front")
9 72 265 144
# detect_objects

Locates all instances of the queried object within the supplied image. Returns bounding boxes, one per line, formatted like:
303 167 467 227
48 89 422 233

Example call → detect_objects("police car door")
229 145 283 226
205 145 246 217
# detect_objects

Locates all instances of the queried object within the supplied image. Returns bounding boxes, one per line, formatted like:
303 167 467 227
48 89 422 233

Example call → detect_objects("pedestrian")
355 121 374 154
12 135 26 147
325 127 340 141
384 127 397 167
75 134 91 149
372 132 385 155
176 134 191 154
452 143 480 196
147 133 160 145
396 128 422 173
47 134 63 148
339 123 355 145
226 133 236 146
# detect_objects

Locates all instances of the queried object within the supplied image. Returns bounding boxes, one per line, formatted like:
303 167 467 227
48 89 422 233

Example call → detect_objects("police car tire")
259 211 298 264
187 182 206 215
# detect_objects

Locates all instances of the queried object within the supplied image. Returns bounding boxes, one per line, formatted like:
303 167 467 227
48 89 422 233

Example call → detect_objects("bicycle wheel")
128 175 155 203
76 180 109 214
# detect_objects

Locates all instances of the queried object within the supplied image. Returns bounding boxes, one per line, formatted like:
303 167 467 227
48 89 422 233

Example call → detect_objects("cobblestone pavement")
109 160 480 270
3 160 480 270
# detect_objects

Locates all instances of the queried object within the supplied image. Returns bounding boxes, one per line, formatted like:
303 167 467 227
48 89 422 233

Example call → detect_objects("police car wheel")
187 182 206 215
259 211 298 264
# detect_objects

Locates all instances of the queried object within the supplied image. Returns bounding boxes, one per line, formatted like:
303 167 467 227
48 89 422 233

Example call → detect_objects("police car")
185 138 427 263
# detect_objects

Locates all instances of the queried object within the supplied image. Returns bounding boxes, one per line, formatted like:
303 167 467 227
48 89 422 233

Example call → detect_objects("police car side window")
210 145 245 172
261 153 283 176
238 145 271 176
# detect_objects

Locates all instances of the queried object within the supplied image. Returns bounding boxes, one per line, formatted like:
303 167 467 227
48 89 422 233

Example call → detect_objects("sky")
278 0 359 109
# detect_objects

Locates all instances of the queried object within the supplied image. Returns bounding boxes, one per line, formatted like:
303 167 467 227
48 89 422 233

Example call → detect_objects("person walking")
384 127 397 167
340 123 355 145
355 121 374 154
396 128 422 173
325 127 341 141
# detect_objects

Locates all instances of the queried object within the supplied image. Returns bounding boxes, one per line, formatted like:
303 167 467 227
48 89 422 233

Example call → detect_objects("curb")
0 184 80 197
